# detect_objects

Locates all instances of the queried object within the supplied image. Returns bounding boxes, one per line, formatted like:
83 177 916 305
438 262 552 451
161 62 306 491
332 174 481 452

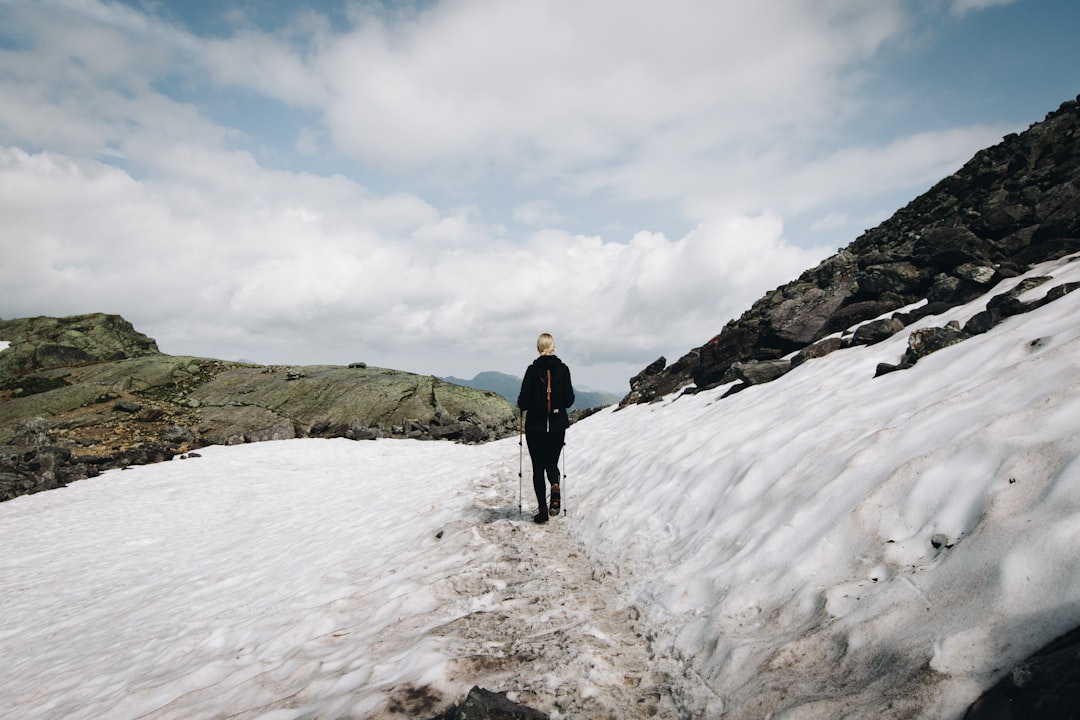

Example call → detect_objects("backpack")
519 360 571 431
533 368 555 417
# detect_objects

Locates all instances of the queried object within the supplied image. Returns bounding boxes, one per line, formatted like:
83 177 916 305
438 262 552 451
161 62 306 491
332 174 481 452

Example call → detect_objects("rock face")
428 686 549 720
964 625 1080 720
623 95 1080 405
0 313 159 379
0 316 516 501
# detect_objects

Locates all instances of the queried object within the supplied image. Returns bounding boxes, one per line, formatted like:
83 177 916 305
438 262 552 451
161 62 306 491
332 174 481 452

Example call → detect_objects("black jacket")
517 354 575 432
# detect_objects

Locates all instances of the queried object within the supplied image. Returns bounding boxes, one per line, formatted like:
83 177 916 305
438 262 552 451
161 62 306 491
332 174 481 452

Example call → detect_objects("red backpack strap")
546 369 552 415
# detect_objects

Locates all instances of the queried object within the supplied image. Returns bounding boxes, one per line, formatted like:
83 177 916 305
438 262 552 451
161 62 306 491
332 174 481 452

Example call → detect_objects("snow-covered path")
415 449 696 719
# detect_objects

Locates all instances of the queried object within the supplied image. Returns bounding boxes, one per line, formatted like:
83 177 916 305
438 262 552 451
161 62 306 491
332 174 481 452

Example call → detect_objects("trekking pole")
562 436 568 516
518 413 523 518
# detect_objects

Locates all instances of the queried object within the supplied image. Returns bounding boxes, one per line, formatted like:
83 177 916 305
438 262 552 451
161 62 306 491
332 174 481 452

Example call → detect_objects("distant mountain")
442 371 620 411
441 371 520 405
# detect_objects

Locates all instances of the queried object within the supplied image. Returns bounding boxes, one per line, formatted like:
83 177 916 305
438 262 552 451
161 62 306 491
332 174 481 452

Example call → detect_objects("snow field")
2 439 492 719
0 433 696 718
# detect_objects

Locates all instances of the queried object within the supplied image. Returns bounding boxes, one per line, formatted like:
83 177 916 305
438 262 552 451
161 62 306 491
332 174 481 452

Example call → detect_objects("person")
517 332 575 524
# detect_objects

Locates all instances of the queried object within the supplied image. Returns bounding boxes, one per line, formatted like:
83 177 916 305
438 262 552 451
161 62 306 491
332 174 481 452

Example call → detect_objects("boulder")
987 276 1053 316
963 309 1002 336
959 264 998 285
874 361 914 377
852 261 926 298
791 337 846 367
620 351 698 406
912 226 988 268
891 301 954 326
197 405 296 445
964 625 1080 720
903 326 968 364
766 285 852 347
114 399 142 414
826 300 902 334
731 359 792 386
851 318 906 346
629 356 666 388
428 686 548 720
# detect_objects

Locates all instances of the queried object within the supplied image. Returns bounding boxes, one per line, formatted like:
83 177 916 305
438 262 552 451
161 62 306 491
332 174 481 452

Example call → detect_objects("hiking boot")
533 512 549 524
549 484 561 516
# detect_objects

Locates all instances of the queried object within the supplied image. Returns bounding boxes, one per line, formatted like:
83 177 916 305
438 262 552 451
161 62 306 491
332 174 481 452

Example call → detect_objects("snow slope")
2 255 1080 719
570 253 1080 717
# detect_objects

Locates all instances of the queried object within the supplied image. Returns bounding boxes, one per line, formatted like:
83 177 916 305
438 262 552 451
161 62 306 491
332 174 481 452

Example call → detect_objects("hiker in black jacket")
517 333 575 524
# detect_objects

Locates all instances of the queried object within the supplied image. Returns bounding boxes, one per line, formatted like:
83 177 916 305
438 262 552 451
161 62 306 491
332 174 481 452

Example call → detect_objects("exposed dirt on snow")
374 449 706 719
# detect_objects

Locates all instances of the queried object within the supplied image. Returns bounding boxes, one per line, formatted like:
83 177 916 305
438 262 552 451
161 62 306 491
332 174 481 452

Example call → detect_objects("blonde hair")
536 333 556 355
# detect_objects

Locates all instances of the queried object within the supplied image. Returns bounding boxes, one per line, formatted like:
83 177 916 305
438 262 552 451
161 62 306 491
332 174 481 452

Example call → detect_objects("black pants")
525 429 564 513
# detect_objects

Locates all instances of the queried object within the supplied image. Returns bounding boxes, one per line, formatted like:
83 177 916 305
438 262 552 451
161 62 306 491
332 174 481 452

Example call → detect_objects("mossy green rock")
0 316 516 501
188 365 514 443
0 313 159 380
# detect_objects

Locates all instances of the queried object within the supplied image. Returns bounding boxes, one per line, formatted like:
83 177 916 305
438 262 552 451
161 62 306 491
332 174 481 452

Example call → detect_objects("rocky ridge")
0 314 517 501
624 95 1080 405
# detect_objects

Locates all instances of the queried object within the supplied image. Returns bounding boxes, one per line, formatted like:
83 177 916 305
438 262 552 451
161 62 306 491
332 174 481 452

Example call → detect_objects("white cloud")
513 200 567 227
768 124 1014 214
809 212 851 233
0 144 431 319
199 30 329 109
0 144 826 388
316 0 908 182
295 126 323 155
0 0 1052 389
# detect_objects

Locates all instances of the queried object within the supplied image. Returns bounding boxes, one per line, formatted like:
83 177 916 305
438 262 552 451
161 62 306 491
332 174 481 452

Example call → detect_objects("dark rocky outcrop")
872 272 1080 376
428 686 548 720
623 95 1080 405
964 625 1080 720
0 315 517 501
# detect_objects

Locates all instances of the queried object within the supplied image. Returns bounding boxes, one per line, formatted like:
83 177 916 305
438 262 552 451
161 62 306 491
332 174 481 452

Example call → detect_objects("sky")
3 253 1080 719
1 0 1078 392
